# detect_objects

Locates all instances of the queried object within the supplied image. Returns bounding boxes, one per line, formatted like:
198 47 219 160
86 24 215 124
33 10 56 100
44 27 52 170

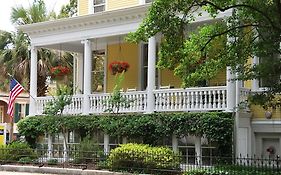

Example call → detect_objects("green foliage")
0 141 37 162
184 166 281 175
18 112 233 154
18 157 32 164
73 136 104 164
58 0 77 18
47 159 58 165
107 143 180 174
128 0 281 105
43 85 72 115
104 71 133 114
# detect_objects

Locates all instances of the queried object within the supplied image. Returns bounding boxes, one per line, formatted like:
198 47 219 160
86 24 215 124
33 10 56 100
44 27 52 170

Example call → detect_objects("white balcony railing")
34 86 234 115
154 86 227 112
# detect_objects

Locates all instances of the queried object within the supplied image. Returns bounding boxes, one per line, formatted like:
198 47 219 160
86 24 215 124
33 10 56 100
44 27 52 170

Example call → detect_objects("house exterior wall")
78 0 89 16
107 0 139 11
106 42 139 92
160 69 182 88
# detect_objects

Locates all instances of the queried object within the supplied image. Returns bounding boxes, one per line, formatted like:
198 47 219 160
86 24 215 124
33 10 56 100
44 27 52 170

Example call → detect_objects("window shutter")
14 103 20 123
25 104 29 116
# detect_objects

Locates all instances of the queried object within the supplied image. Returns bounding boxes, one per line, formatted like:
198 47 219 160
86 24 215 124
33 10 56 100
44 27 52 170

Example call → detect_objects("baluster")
182 91 186 110
189 91 193 109
217 90 222 109
195 91 199 109
222 90 226 109
166 92 170 110
203 91 207 109
159 92 162 110
208 90 212 109
178 92 182 110
199 91 203 109
212 90 216 109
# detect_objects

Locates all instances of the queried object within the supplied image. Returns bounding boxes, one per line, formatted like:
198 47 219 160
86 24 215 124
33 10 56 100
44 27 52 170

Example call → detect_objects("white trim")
252 120 281 125
88 0 93 14
139 0 145 5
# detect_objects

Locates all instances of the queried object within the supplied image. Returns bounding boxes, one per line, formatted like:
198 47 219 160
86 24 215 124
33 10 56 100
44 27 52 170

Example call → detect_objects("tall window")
92 50 105 92
141 44 158 90
93 0 105 13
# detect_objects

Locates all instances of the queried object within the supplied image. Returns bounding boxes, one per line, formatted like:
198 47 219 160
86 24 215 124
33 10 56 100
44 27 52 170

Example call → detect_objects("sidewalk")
0 165 129 175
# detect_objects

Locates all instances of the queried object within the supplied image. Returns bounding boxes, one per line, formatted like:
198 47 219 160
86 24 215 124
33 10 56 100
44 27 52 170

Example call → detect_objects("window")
92 50 105 92
141 44 159 90
93 0 105 13
145 0 153 3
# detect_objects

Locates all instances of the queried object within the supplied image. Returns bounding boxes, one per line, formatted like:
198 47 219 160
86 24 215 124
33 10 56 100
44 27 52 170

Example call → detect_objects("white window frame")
139 0 153 5
89 0 106 14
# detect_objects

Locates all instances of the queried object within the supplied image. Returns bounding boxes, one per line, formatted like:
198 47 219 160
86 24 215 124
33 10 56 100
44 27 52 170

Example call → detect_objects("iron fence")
0 148 280 174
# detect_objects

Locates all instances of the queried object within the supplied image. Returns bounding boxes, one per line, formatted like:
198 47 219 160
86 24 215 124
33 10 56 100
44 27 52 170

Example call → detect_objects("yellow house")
18 0 281 161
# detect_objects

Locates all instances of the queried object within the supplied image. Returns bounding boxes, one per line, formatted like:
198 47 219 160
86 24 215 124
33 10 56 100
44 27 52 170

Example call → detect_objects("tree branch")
200 24 260 52
196 0 281 33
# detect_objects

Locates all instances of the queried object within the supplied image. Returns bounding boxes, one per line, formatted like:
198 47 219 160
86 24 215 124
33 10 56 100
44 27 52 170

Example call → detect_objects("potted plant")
109 61 130 75
50 65 71 80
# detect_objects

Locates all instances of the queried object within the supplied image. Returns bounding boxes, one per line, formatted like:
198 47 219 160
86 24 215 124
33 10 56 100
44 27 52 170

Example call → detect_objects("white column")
29 45 38 116
74 53 84 94
47 134 52 159
195 136 202 166
226 67 236 112
3 123 7 145
104 134 110 154
146 36 156 113
252 56 259 91
172 135 178 152
82 40 92 115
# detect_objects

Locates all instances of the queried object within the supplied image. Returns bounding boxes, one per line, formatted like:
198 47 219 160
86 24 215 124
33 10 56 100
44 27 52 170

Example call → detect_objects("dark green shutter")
25 104 29 116
14 103 20 123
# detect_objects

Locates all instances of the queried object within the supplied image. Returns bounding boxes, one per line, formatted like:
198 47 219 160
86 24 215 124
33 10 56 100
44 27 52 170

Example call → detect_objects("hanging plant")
50 65 71 79
109 61 130 75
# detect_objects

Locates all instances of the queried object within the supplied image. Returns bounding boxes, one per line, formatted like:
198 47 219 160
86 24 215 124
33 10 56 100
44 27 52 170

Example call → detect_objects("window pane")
94 0 105 5
94 5 105 13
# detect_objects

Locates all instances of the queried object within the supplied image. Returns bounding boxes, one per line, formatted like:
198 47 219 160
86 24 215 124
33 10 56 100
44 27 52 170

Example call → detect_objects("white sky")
0 0 69 32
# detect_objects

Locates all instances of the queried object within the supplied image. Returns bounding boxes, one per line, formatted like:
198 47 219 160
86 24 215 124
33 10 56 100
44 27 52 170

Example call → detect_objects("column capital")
81 39 91 44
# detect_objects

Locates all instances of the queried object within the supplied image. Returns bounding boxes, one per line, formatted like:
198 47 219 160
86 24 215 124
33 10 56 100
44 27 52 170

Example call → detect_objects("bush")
183 169 229 175
73 136 104 164
107 143 181 174
0 141 37 162
47 159 58 165
18 157 32 164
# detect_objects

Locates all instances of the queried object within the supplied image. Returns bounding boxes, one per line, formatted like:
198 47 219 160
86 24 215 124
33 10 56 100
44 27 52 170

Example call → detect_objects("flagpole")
7 73 36 101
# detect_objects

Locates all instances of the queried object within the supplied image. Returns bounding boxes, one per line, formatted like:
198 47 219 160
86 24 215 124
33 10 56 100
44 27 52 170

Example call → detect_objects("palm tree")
0 0 73 96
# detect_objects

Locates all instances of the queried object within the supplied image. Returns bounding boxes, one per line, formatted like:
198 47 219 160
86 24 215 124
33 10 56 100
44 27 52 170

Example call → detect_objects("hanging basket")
50 66 71 80
109 61 130 75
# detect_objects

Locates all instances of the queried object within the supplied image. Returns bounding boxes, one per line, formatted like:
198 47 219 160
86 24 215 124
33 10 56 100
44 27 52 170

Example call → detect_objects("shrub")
0 141 37 162
73 136 104 164
18 157 32 164
107 143 181 174
47 159 58 165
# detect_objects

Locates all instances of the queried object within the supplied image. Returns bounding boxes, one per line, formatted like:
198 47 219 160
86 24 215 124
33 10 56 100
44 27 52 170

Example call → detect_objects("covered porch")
18 4 245 116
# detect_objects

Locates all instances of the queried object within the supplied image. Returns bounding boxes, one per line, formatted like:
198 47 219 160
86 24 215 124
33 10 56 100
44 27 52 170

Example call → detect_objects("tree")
128 0 281 107
0 0 73 96
58 0 78 18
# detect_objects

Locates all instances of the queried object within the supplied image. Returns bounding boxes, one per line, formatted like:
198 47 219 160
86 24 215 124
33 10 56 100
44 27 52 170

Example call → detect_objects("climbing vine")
18 112 233 150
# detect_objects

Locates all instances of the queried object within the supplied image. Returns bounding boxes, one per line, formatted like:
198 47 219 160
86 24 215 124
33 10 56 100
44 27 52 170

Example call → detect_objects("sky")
0 0 69 32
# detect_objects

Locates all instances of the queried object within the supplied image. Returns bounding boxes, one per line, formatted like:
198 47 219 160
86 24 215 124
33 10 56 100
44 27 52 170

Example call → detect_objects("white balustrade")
34 87 230 115
35 95 83 115
89 91 147 114
154 86 227 112
239 87 251 111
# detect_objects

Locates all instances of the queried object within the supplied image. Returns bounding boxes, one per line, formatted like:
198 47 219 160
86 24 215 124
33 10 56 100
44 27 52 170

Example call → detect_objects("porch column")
195 136 202 166
47 134 52 159
29 45 38 116
104 134 110 154
82 40 92 115
74 53 84 94
252 56 259 91
146 36 156 113
172 135 178 153
226 67 236 112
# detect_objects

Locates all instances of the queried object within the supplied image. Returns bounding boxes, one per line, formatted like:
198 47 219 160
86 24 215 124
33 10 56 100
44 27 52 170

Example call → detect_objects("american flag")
7 78 24 118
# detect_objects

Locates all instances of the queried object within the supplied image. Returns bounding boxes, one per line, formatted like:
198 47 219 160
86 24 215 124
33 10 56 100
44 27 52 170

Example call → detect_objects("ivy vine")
18 112 233 150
